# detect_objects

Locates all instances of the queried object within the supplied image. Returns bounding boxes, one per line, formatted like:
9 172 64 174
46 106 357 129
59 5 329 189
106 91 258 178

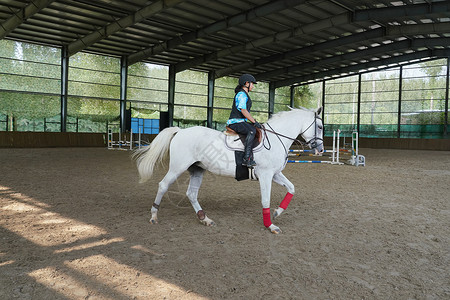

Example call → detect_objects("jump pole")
287 160 333 163
107 128 142 150
108 129 113 149
332 130 336 163
288 129 364 166
349 130 366 166
130 129 133 150
138 127 142 149
288 130 343 164
289 149 335 153
336 129 340 164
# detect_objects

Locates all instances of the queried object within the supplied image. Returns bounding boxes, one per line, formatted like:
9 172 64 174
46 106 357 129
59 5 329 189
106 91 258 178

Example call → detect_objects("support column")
290 85 295 108
445 58 449 137
207 71 215 128
322 80 326 124
168 65 175 127
60 46 69 132
269 82 275 117
397 66 403 138
357 74 362 133
120 56 128 133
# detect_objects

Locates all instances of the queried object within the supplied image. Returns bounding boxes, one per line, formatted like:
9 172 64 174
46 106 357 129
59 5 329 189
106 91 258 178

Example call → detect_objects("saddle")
224 126 263 150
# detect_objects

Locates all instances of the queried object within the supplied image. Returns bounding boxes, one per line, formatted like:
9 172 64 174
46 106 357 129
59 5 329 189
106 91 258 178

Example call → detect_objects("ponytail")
234 85 243 94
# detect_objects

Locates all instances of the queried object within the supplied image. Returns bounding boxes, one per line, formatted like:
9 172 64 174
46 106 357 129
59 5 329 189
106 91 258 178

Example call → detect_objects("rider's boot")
242 131 257 168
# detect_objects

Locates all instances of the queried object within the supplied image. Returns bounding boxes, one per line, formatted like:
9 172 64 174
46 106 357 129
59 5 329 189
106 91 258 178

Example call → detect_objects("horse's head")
301 107 324 155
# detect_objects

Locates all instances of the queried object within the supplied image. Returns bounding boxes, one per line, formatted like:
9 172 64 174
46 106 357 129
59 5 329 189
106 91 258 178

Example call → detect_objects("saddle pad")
224 134 264 152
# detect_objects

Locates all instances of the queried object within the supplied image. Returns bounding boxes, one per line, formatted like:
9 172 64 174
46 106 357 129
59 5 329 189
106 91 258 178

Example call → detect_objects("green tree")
294 85 315 108
0 40 60 130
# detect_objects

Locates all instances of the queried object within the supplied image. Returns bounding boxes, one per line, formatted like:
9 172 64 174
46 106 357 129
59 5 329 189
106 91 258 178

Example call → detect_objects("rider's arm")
240 109 256 124
236 92 257 124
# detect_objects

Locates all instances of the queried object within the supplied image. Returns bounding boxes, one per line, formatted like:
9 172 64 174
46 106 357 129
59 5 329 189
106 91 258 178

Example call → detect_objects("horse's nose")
314 145 324 155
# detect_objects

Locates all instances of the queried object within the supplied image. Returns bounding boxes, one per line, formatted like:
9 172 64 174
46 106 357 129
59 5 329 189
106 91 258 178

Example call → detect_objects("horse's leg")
186 165 215 226
272 172 295 219
259 172 281 234
150 166 186 224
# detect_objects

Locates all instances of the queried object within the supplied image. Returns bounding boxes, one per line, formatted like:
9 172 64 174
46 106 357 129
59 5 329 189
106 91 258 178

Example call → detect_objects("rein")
261 123 305 160
261 115 323 156
262 125 305 145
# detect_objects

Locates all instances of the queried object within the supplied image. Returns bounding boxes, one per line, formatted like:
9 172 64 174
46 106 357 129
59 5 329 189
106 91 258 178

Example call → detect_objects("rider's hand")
253 121 262 129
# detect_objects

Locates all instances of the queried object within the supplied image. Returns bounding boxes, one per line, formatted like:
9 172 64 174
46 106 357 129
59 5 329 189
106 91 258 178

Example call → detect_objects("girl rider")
227 74 262 168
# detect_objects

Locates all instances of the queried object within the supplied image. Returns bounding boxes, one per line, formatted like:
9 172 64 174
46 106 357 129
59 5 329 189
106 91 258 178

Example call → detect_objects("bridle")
300 114 323 150
261 114 323 153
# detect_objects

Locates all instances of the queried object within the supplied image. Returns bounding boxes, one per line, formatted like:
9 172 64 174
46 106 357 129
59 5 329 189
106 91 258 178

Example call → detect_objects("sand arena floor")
0 147 449 299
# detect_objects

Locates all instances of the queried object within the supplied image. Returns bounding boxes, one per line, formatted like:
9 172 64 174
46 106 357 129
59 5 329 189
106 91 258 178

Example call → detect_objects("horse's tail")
133 127 181 183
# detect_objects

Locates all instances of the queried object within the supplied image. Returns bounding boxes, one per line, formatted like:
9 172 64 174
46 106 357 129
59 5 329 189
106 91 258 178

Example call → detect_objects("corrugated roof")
1 0 449 87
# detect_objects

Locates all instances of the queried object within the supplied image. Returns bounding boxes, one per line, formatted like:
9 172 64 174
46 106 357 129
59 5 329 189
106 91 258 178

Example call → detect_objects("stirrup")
242 159 257 168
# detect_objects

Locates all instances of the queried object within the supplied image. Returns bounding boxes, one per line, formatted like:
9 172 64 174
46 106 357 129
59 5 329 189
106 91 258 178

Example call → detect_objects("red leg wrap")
263 208 272 228
279 192 293 210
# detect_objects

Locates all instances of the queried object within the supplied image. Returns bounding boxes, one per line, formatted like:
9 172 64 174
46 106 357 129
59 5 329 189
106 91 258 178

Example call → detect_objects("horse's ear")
316 107 323 116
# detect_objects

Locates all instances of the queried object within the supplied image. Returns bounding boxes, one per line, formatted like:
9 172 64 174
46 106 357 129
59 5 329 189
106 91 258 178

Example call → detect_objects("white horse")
134 107 324 234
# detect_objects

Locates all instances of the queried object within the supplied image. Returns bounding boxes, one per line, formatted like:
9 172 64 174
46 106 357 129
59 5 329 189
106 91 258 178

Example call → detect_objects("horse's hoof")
149 218 158 224
202 220 216 227
269 224 282 234
273 208 284 219
200 216 216 227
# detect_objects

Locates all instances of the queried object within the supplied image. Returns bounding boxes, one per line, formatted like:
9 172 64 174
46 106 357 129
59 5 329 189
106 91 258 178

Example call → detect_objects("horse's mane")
265 107 312 125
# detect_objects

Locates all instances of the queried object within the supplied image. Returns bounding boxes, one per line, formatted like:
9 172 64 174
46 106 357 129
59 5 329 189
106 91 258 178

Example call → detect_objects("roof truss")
0 0 449 87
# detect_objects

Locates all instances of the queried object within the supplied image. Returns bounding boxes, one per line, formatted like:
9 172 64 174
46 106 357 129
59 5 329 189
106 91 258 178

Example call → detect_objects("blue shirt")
227 91 249 125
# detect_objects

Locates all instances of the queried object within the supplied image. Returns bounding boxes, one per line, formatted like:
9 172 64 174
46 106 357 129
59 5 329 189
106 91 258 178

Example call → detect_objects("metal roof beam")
176 12 350 74
0 0 56 39
353 0 450 22
255 28 385 66
259 37 449 81
216 21 450 78
128 0 308 65
179 1 449 76
273 49 450 88
67 0 184 56
387 22 450 36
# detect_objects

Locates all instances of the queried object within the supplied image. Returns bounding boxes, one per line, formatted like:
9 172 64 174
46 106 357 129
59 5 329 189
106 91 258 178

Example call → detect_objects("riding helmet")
239 74 257 86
